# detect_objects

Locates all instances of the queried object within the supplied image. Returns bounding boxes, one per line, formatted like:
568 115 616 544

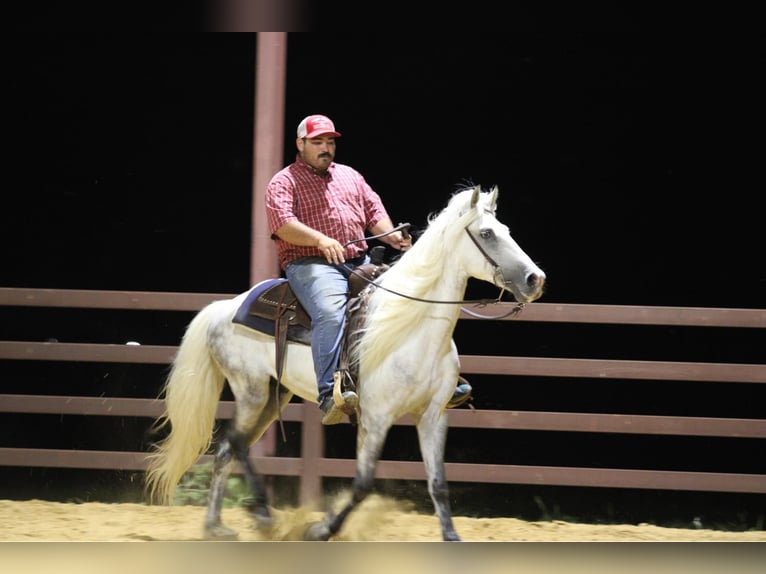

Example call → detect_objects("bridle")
343 221 526 319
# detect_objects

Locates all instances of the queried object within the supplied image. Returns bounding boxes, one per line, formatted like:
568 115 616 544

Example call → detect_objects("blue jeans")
284 255 369 403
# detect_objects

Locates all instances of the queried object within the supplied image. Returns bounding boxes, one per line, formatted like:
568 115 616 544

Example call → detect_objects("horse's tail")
145 301 226 505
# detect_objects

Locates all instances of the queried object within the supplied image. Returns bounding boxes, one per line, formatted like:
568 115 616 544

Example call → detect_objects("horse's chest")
393 338 457 378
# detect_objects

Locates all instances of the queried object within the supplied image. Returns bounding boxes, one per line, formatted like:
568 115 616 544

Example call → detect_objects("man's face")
297 135 336 172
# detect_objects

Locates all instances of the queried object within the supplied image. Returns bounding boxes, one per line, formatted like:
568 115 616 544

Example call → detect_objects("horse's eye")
480 228 494 239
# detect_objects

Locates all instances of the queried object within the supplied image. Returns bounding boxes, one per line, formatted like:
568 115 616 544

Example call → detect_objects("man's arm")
273 220 347 265
369 217 411 251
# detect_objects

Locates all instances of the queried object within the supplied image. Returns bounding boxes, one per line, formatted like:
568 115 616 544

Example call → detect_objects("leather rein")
344 223 526 320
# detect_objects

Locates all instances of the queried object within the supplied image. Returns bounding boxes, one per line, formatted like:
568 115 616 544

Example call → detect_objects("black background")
4 32 765 306
2 28 764 528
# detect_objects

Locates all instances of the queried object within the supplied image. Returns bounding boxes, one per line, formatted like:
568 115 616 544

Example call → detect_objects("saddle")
232 262 390 388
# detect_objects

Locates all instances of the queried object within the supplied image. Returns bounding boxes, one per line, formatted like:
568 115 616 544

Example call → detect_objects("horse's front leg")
304 423 387 541
417 411 461 541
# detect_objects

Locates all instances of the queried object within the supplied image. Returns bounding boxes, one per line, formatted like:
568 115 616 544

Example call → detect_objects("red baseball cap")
297 114 341 139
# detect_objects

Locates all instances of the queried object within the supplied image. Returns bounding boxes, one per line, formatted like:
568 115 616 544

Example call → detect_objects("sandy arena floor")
1 495 764 542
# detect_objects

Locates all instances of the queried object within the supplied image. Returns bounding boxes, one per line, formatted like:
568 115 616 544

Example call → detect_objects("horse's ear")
470 185 481 208
489 186 498 211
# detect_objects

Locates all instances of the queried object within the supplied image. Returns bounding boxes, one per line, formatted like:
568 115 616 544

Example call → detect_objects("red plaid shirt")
266 156 389 269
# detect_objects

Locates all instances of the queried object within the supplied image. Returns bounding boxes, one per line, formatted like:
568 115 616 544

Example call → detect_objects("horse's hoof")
303 521 331 541
443 533 462 542
244 499 274 530
252 511 274 531
204 522 239 540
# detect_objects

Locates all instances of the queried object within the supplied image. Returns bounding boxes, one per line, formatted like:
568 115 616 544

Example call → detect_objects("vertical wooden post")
248 33 285 463
248 32 324 507
250 32 285 285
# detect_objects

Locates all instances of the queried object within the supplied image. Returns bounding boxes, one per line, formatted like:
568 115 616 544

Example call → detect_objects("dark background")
4 32 765 307
2 29 764 529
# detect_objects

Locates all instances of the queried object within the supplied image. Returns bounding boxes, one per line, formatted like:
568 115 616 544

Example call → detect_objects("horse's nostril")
527 273 545 290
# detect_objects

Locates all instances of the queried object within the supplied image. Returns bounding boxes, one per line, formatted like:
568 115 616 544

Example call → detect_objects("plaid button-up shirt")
266 156 389 269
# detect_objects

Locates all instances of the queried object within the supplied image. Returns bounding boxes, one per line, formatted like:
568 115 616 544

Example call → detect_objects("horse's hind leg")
304 423 388 541
418 412 460 541
204 379 292 539
204 436 240 539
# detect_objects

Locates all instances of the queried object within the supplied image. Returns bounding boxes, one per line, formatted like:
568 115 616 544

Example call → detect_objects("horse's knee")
429 476 450 502
213 438 235 470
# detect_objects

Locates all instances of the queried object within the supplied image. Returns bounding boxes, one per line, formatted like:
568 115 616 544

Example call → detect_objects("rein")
344 225 526 319
343 222 412 246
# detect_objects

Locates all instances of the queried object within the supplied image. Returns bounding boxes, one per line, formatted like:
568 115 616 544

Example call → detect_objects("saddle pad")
232 279 311 345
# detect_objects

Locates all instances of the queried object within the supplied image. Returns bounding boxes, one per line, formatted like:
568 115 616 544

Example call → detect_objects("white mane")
353 186 492 373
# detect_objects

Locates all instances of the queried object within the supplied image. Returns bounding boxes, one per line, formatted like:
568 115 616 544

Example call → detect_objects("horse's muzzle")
503 269 545 303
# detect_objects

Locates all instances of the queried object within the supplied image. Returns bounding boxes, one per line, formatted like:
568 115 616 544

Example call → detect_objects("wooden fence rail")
1 287 764 505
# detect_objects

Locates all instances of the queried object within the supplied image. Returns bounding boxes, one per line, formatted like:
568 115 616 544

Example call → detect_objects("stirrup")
322 369 359 425
447 377 472 409
321 391 358 425
331 370 359 423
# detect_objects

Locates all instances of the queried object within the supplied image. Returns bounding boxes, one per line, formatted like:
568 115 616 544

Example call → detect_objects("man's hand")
317 236 346 264
392 232 411 252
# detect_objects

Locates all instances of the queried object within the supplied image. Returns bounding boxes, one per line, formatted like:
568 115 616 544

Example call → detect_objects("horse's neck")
358 271 467 372
377 267 467 334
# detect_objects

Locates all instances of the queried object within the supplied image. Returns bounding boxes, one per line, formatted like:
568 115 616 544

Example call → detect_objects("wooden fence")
1 287 764 505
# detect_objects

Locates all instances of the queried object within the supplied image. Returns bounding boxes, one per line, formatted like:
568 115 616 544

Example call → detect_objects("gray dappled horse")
146 185 546 541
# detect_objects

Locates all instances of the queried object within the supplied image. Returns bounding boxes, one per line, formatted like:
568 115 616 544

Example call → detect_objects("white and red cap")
297 114 341 139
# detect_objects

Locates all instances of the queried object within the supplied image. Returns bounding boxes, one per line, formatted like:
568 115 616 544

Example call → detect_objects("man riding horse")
265 114 471 424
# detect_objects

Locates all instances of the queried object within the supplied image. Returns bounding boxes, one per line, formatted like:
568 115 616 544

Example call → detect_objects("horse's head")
457 185 546 303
